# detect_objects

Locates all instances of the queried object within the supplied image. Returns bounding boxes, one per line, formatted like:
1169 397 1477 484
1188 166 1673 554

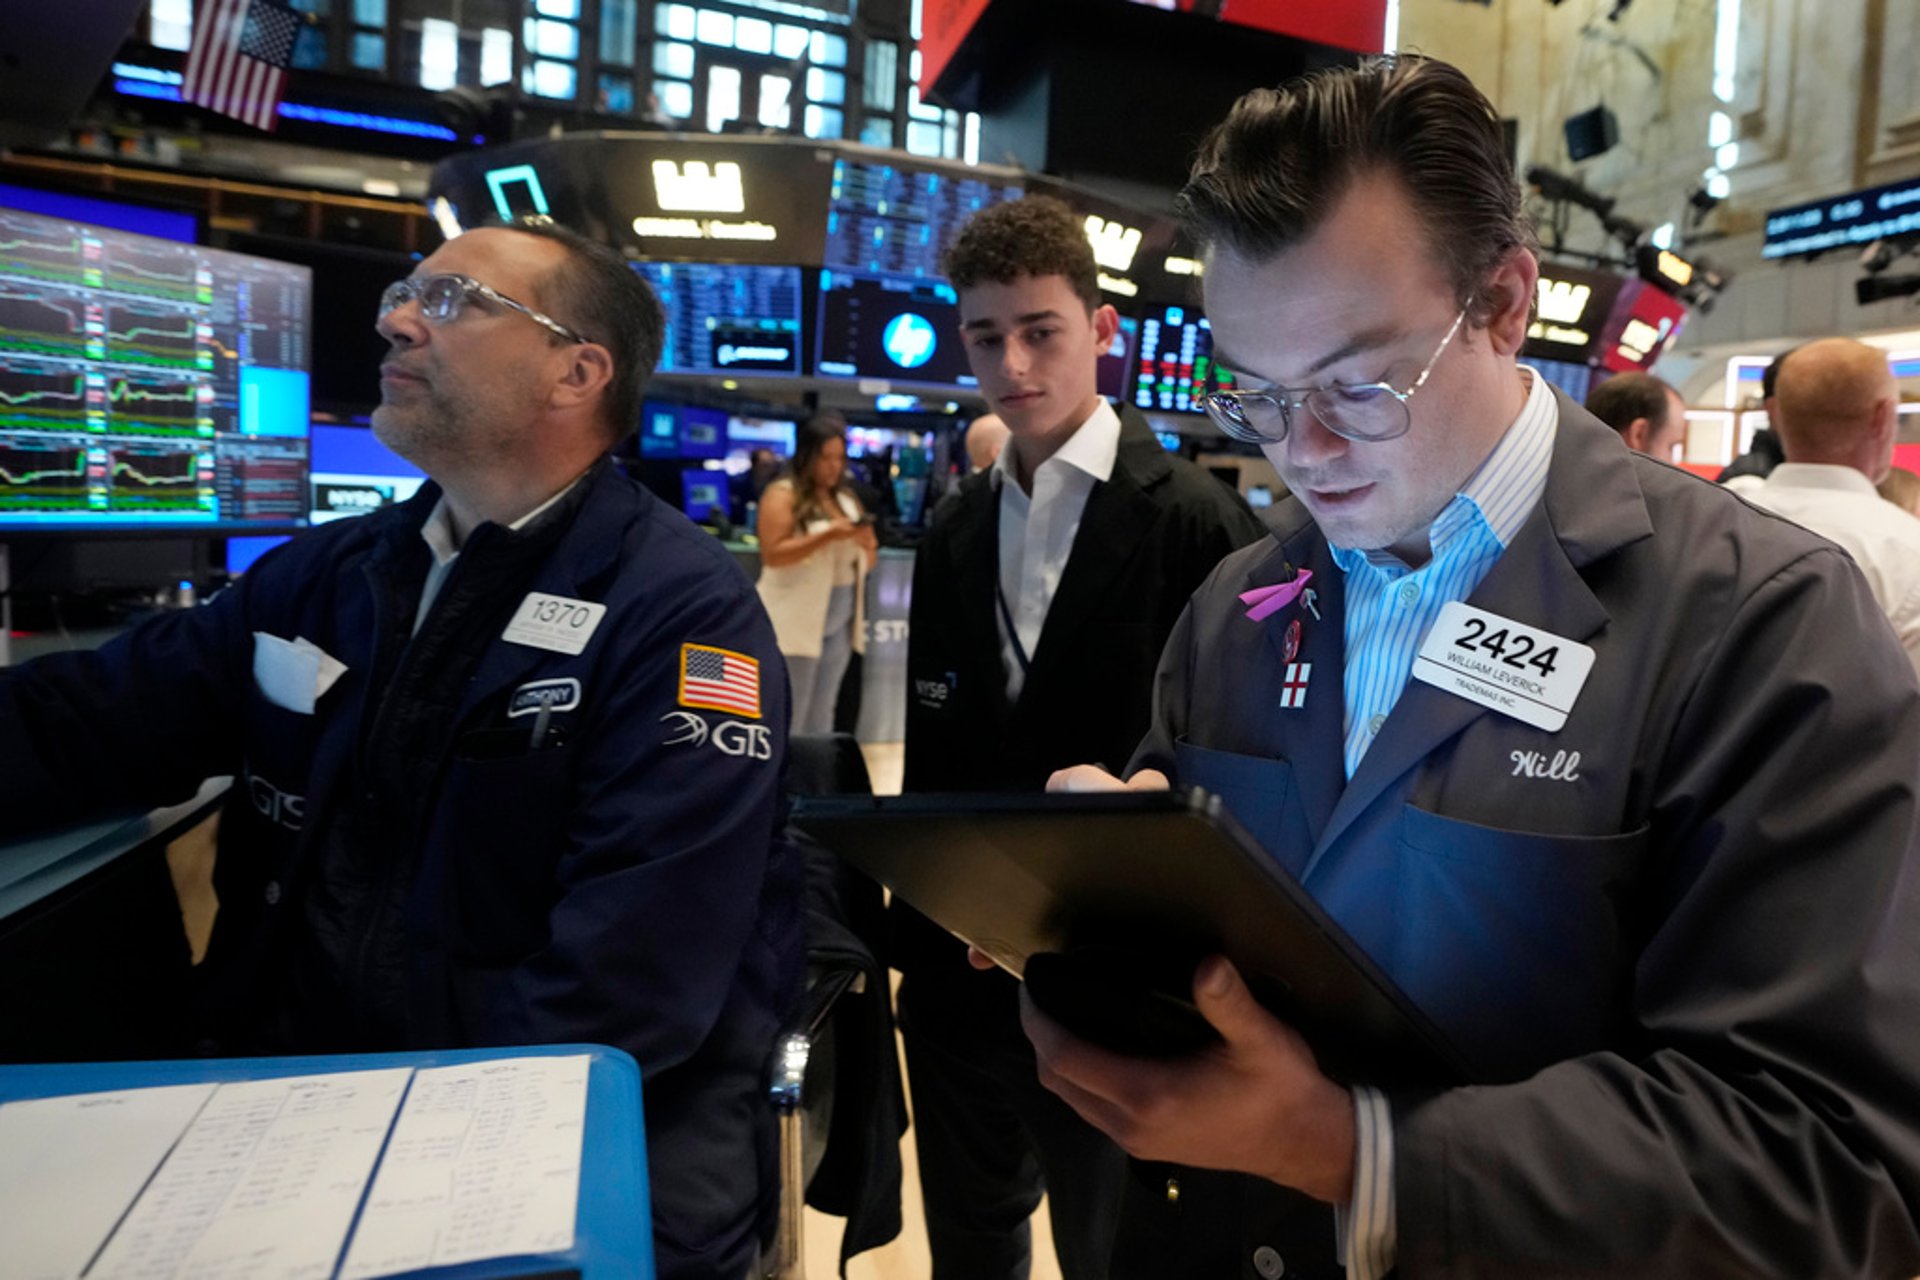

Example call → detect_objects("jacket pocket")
1173 738 1312 877
1391 807 1649 1077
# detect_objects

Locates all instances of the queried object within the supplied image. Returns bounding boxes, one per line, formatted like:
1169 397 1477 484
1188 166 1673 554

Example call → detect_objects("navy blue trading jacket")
0 460 802 1280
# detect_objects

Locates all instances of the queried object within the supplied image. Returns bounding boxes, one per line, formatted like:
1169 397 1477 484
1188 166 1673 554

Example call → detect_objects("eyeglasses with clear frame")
377 272 588 344
1201 301 1473 446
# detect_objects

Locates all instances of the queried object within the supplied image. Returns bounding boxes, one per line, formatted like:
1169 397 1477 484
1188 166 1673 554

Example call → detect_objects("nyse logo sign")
1084 215 1143 271
652 160 746 213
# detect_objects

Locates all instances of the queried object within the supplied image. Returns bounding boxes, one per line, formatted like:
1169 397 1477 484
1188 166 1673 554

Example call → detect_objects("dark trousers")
897 963 1127 1280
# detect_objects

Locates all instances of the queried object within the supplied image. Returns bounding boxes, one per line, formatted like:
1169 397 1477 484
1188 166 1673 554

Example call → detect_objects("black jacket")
898 403 1267 968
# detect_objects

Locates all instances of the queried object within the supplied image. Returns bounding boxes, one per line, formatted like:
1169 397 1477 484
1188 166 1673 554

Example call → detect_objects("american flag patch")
679 644 761 718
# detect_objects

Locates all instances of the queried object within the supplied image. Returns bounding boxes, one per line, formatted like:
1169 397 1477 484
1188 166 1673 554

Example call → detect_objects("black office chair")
764 733 905 1280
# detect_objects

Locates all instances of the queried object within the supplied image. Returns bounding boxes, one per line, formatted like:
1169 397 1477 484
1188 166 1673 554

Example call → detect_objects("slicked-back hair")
490 218 665 444
1178 55 1536 328
943 195 1102 313
1585 372 1678 437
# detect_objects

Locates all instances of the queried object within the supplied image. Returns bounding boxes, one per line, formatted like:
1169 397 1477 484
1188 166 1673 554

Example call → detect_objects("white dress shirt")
993 399 1122 702
1746 462 1920 678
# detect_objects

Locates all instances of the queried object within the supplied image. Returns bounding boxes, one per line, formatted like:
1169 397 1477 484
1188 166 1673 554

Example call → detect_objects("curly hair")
942 195 1101 312
1178 55 1537 329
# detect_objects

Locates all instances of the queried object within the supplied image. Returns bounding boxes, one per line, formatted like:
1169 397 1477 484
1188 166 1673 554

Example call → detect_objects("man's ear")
1093 303 1119 349
1480 246 1539 357
552 341 616 413
1623 418 1653 453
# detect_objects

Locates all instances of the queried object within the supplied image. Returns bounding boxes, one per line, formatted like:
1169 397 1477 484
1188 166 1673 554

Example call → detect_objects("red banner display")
1197 0 1388 54
918 0 995 94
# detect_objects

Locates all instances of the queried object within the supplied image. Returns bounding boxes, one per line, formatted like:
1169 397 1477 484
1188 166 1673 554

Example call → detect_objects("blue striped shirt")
1332 368 1555 1280
1332 370 1557 780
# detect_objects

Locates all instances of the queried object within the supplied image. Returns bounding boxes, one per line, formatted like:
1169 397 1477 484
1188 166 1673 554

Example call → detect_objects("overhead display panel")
1763 175 1920 260
824 154 1023 278
428 134 834 267
815 270 977 390
1519 263 1625 368
631 261 804 378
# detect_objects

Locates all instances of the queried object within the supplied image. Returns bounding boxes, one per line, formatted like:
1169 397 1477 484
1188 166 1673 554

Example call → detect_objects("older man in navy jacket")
0 221 800 1280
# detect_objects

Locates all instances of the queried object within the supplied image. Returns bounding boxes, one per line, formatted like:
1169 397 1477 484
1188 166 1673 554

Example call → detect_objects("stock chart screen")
1134 303 1228 415
824 156 1023 278
631 261 804 377
0 204 312 530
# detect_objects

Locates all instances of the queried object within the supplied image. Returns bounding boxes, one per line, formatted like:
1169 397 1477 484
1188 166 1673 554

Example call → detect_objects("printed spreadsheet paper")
0 1082 218 1280
0 1055 590 1280
340 1055 590 1276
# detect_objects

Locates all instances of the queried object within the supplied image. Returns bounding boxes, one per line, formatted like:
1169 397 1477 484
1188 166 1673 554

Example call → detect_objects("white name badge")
502 592 607 656
1411 601 1595 732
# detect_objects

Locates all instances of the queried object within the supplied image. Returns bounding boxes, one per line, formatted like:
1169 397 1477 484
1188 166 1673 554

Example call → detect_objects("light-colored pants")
785 583 856 736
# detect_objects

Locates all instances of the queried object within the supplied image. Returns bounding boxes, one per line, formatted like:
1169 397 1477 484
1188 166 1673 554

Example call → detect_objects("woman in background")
756 415 878 735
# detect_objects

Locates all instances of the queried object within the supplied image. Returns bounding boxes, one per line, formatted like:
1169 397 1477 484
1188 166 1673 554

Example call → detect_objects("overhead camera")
1857 274 1920 306
1855 233 1920 306
1525 164 1646 248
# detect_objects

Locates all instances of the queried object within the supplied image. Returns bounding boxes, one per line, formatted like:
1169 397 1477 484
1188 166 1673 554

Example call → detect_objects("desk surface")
0 1043 651 1280
0 776 229 920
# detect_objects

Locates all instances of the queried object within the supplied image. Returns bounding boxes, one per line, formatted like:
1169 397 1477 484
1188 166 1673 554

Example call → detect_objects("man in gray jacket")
1035 55 1920 1279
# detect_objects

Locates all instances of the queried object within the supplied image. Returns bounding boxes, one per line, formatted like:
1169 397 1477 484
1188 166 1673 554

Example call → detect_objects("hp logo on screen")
883 313 937 370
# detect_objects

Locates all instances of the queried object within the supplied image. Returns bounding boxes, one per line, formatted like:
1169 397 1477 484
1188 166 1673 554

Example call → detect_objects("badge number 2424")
1453 615 1560 677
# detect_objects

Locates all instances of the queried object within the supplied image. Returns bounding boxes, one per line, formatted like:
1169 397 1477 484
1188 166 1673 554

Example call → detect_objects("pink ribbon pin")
1238 570 1314 622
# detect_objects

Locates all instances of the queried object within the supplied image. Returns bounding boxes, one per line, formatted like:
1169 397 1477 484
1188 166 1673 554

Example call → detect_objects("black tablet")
792 788 1469 1087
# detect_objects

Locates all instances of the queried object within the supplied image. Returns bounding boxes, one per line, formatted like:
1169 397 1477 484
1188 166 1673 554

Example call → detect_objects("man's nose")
376 299 426 345
1283 409 1351 470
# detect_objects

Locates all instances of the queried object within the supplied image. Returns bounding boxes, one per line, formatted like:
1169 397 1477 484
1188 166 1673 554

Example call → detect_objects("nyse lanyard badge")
1411 601 1595 731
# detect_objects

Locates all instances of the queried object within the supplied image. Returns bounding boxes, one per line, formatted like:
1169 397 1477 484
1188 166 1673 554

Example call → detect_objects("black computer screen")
630 260 804 377
814 269 976 390
0 204 312 530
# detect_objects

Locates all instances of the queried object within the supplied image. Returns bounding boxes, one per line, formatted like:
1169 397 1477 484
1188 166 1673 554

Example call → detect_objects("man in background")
1584 371 1688 459
1748 335 1920 675
965 411 1012 472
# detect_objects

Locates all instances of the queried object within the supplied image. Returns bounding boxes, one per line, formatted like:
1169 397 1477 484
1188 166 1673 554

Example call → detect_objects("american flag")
680 645 762 718
183 0 301 132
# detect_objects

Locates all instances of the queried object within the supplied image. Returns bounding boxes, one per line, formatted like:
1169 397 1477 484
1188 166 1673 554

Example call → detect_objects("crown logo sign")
1084 215 1143 272
652 160 747 214
1535 279 1593 324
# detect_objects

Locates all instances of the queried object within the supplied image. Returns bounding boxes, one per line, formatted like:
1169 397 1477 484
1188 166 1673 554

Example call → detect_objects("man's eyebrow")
960 309 1067 332
1213 323 1409 382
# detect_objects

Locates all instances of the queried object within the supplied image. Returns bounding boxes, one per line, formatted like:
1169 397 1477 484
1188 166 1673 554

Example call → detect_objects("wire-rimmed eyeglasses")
377 272 588 345
1201 302 1472 446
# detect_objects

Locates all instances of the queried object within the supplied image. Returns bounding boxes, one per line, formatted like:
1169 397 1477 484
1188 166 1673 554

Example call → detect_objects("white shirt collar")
991 399 1122 491
1762 462 1881 498
418 471 589 567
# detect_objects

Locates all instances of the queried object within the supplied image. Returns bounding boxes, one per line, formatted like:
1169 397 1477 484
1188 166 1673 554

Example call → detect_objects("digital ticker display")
0 204 311 529
1134 303 1227 415
824 157 1023 278
814 270 976 389
631 260 804 377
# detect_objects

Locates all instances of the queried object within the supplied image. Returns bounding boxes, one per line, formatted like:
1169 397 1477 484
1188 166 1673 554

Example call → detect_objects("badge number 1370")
1411 602 1595 732
503 592 607 656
